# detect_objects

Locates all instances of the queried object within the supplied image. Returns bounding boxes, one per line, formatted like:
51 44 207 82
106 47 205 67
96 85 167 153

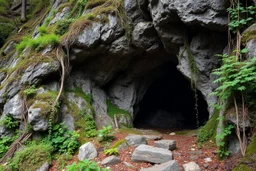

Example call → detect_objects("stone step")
132 144 172 164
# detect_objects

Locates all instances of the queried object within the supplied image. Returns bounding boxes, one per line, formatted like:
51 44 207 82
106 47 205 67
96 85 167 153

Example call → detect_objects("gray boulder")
132 145 173 164
140 160 180 171
125 134 147 147
78 142 97 161
2 94 23 120
36 162 50 171
28 104 48 131
183 162 201 171
101 156 121 165
154 140 176 151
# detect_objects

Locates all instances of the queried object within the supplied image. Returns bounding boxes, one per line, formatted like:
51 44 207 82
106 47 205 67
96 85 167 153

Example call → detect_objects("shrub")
55 19 74 36
84 114 98 138
48 123 80 154
23 85 37 96
56 154 73 170
0 114 19 129
66 160 111 171
38 25 48 35
98 125 114 142
8 142 53 171
0 136 13 158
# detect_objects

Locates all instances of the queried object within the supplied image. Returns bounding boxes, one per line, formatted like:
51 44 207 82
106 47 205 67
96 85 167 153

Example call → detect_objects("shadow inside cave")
133 62 209 132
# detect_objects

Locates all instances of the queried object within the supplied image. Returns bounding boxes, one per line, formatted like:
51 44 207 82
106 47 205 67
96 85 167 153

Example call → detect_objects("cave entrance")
133 62 209 131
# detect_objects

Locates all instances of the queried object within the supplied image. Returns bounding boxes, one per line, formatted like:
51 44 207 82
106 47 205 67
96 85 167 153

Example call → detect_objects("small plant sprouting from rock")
0 114 19 129
215 116 234 159
23 85 37 96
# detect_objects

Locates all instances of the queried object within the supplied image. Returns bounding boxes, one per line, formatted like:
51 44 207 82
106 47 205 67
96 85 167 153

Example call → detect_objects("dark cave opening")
133 62 209 131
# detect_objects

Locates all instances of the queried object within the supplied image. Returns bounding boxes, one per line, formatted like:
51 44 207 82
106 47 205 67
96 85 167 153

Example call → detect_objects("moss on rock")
197 108 219 143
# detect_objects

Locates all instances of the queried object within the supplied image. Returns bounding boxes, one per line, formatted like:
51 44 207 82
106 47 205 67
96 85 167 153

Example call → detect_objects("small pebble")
204 157 212 162
169 132 176 135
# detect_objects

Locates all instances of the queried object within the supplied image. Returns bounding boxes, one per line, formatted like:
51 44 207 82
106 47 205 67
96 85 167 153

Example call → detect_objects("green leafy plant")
0 114 19 129
227 4 256 33
215 121 234 159
23 85 37 96
55 19 74 36
48 123 80 154
0 136 13 158
211 49 256 156
66 160 111 171
104 147 119 156
84 114 98 138
56 154 73 170
98 125 114 142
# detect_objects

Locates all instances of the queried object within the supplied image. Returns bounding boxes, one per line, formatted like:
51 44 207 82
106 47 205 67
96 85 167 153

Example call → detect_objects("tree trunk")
21 0 27 22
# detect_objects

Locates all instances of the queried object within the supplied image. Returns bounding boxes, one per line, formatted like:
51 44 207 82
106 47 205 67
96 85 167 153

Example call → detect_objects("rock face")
0 0 233 138
78 142 97 161
140 160 180 171
132 145 173 164
125 134 147 147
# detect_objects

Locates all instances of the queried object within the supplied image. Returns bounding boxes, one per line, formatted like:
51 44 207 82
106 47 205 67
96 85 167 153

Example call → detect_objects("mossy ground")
7 142 53 171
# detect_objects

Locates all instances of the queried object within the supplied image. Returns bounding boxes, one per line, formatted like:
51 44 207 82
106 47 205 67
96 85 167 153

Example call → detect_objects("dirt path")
50 128 235 171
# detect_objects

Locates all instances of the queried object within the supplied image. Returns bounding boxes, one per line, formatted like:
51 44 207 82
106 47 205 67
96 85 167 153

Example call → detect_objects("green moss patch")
8 142 53 171
197 108 219 143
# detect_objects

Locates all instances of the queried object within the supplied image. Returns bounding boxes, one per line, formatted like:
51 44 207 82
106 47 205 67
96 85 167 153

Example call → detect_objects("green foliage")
48 123 80 154
0 136 13 158
98 125 114 142
197 108 219 143
66 160 111 171
38 26 48 35
69 0 88 18
84 114 98 138
55 19 74 36
215 122 234 159
0 165 5 171
23 85 37 96
0 114 19 129
227 4 256 33
56 154 73 170
211 50 256 101
106 100 131 118
16 34 60 52
8 142 53 171
104 147 119 156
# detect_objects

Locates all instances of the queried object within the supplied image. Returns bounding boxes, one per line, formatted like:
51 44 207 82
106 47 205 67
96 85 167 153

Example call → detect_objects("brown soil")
49 129 242 171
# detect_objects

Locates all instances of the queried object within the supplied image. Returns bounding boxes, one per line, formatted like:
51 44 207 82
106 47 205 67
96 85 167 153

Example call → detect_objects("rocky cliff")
0 0 255 143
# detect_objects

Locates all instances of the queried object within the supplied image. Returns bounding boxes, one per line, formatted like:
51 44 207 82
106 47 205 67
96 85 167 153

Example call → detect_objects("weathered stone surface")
246 39 256 58
78 142 97 161
177 32 226 115
154 140 176 151
3 41 15 55
125 134 147 147
2 94 23 120
140 160 180 171
76 22 102 49
62 114 75 131
92 87 114 128
132 145 173 164
50 6 70 25
143 135 163 140
117 114 133 128
132 22 160 52
183 162 201 171
101 156 121 165
28 103 49 131
228 136 241 155
36 162 50 171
